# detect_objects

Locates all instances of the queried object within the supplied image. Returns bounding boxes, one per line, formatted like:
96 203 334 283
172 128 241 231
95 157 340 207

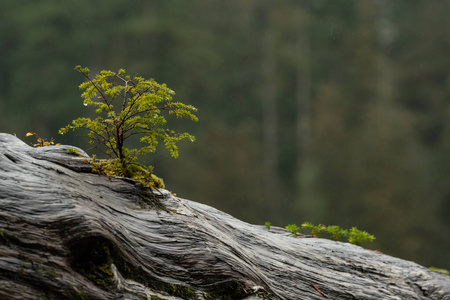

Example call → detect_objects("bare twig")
311 284 328 298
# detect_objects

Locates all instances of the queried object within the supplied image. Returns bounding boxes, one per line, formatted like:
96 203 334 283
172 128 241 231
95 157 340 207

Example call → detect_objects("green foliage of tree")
60 66 198 185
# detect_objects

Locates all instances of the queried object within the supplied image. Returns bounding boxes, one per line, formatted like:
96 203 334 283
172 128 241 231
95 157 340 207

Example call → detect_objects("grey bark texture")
0 133 449 300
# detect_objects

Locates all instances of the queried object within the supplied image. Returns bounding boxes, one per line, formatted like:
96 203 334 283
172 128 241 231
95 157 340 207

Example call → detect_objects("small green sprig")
325 225 347 241
429 267 449 276
347 227 375 246
277 222 375 246
285 224 301 236
60 66 198 187
301 222 326 237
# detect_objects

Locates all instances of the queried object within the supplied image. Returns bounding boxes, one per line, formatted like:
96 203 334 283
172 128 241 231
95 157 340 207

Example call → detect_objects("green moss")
113 258 196 299
127 162 165 189
136 190 167 212
0 230 19 246
91 159 165 189
0 230 9 245
66 148 83 156
69 238 114 289
41 267 59 281
68 288 89 300
90 158 168 211
121 271 196 299
69 237 195 298
429 267 450 275
206 281 248 299
166 284 196 299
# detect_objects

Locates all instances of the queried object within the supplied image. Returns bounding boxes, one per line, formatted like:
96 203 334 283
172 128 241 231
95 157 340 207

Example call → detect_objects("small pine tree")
60 66 198 186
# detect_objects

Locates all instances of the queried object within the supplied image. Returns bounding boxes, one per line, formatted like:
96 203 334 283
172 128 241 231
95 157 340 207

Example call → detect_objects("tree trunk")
0 133 449 300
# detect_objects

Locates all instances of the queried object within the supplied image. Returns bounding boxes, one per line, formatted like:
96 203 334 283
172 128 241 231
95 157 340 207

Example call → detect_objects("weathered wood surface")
0 133 449 300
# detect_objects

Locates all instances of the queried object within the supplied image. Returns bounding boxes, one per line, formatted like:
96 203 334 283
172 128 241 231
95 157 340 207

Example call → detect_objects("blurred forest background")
1 0 449 270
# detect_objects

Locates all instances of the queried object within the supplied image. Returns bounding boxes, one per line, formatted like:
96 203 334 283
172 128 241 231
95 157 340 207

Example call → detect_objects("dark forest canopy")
0 0 449 271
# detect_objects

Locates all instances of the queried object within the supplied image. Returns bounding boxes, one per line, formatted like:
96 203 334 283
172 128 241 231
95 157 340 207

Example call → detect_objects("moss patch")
66 148 84 157
117 265 196 299
0 230 10 245
91 159 165 189
68 237 115 288
68 236 196 298
429 267 450 275
0 230 19 246
68 288 89 300
136 190 167 212
205 281 249 299
68 238 255 300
